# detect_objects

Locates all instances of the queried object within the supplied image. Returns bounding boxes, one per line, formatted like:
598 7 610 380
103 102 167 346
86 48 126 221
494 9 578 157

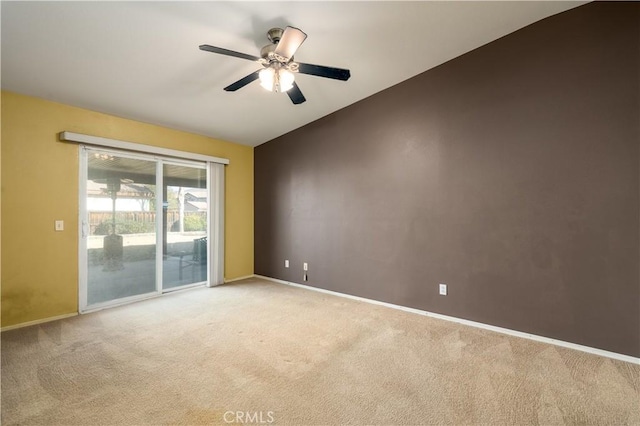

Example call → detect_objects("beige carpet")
2 277 639 425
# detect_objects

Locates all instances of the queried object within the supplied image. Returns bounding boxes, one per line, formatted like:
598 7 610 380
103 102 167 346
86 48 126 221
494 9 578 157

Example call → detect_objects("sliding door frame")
79 147 162 312
76 138 227 313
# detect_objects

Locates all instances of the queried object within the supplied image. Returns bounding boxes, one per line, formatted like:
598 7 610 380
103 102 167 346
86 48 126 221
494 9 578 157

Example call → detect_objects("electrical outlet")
55 220 64 231
303 273 308 282
303 262 308 271
439 283 447 296
285 260 289 268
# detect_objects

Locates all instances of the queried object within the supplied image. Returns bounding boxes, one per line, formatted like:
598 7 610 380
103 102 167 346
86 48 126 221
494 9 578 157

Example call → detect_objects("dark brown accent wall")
255 2 640 357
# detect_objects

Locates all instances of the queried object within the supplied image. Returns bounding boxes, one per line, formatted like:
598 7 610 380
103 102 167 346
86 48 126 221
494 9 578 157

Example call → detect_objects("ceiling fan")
200 26 351 105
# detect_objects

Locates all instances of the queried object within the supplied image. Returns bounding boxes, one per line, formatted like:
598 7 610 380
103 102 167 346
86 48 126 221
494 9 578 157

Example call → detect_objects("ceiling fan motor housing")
260 44 276 60
261 45 298 70
261 28 297 67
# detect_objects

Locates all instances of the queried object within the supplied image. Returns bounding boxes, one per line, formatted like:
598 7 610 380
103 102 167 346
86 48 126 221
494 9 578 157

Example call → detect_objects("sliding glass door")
84 151 158 306
80 147 214 312
162 162 208 290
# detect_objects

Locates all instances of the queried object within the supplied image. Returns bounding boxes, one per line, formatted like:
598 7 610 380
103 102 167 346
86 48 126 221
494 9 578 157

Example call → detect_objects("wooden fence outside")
88 211 205 235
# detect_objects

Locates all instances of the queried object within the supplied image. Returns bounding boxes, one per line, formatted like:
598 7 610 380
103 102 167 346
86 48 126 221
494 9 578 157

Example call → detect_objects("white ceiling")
1 1 584 147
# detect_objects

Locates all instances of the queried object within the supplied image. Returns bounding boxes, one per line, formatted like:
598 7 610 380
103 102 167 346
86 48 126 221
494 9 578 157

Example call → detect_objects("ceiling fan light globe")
279 69 295 92
259 68 275 91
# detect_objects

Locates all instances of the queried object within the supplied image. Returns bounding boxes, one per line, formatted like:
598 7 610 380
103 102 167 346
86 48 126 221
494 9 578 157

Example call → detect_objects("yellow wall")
1 91 254 327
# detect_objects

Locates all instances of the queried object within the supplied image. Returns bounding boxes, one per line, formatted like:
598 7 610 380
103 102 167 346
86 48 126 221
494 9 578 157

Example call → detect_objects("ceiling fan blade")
199 45 261 62
223 70 261 92
297 63 351 81
287 82 306 105
274 27 307 61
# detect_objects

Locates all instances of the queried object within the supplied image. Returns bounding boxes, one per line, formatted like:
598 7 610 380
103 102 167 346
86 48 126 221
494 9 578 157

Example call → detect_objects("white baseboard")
1 312 78 332
254 275 640 365
254 275 289 286
224 274 256 284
